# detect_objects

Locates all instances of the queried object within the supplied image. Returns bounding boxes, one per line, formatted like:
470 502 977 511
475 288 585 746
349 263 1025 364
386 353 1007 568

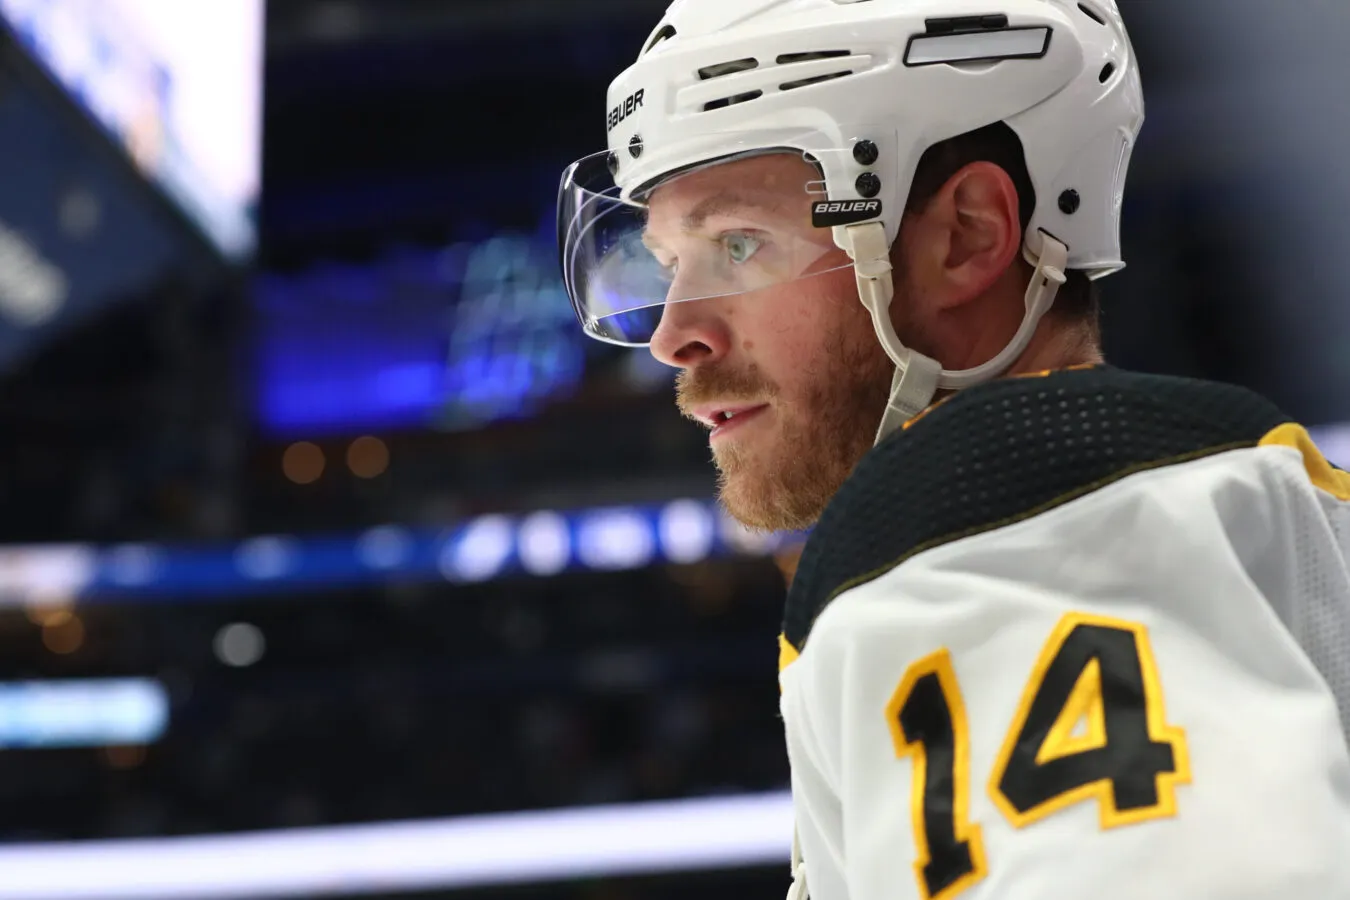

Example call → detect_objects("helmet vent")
704 89 764 111
780 71 853 92
698 58 759 80
691 50 866 114
644 24 678 55
776 50 851 65
1077 2 1107 25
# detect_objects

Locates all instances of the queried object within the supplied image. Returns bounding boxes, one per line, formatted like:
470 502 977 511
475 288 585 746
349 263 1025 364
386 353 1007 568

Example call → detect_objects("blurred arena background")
0 1 1345 898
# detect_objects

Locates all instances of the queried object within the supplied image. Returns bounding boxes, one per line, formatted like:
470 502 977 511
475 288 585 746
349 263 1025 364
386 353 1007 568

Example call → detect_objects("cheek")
751 276 864 394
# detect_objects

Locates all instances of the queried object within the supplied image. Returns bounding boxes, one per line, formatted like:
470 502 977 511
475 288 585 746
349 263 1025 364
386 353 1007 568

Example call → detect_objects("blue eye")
722 232 762 264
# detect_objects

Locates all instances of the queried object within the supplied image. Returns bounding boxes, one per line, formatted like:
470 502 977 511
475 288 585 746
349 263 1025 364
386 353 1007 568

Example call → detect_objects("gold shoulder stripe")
1259 423 1350 501
779 633 800 673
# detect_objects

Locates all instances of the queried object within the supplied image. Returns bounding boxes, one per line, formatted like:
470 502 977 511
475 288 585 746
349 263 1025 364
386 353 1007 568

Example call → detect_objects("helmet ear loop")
939 230 1068 391
836 223 1071 445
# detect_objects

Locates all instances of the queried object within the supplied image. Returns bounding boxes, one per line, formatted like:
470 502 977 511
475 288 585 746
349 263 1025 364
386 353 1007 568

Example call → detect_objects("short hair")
903 122 1101 337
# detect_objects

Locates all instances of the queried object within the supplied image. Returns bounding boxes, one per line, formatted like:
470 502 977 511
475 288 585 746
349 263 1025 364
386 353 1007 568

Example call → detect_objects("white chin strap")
835 222 1069 446
781 229 1068 900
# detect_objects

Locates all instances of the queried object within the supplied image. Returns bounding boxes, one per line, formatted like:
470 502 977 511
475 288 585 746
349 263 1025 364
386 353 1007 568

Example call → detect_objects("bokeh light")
347 436 389 479
282 442 325 484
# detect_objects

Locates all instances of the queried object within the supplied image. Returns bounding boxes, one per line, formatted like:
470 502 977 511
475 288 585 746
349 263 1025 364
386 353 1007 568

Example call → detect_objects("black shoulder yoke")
781 366 1291 652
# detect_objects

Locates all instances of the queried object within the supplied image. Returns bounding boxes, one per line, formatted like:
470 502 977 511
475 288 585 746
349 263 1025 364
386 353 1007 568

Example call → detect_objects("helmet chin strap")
834 222 1069 446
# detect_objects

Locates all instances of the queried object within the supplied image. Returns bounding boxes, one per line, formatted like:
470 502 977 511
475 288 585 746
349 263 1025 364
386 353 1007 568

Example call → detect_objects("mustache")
675 365 777 420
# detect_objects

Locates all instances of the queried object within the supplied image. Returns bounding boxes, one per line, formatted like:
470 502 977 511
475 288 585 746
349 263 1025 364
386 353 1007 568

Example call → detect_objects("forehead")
644 152 819 228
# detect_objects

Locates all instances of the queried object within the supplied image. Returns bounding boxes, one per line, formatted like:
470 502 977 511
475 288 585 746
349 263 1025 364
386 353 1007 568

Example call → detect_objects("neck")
921 315 1102 410
937 262 1103 380
1005 314 1102 377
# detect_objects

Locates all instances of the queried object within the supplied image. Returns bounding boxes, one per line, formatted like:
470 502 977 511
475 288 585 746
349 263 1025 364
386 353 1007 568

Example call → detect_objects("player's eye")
721 231 763 265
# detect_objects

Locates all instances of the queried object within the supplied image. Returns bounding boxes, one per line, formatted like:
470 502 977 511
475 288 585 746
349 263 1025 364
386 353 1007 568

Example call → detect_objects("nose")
648 297 732 369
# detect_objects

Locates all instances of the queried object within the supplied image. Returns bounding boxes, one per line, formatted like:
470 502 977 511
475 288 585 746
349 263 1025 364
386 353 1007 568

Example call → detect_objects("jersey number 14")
885 611 1191 900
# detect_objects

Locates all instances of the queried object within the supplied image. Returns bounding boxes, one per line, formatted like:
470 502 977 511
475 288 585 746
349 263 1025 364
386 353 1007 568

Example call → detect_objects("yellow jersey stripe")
1260 422 1350 501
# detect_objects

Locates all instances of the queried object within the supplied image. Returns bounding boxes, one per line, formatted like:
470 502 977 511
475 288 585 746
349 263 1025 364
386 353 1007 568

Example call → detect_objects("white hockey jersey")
777 366 1350 900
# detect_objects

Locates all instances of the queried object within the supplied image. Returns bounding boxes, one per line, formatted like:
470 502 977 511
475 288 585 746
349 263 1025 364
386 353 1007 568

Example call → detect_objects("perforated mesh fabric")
783 366 1291 649
1268 470 1350 745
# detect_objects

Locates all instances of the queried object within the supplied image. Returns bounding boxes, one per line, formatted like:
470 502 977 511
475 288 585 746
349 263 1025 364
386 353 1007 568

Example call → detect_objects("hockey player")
556 1 1350 897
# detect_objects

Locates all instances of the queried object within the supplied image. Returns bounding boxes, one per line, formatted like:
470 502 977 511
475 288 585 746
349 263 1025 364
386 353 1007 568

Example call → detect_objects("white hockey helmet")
558 0 1143 440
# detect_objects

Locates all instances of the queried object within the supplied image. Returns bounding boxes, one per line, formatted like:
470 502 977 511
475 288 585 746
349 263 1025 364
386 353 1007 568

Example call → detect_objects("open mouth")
709 405 769 440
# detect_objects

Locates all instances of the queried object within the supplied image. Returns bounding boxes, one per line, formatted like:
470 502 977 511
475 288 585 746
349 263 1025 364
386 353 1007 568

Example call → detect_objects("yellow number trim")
988 612 1191 830
1034 657 1107 764
885 648 989 900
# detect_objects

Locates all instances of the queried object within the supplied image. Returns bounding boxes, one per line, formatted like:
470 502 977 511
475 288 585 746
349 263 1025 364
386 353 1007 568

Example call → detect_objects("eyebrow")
681 193 781 230
641 192 784 249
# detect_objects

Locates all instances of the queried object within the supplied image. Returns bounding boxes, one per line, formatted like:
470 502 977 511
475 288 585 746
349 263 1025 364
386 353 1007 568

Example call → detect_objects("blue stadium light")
0 678 168 749
256 234 592 437
354 526 414 570
658 500 716 564
575 507 656 571
439 515 515 583
234 536 299 581
0 500 798 605
33 421 1347 603
517 512 572 577
5 415 1348 609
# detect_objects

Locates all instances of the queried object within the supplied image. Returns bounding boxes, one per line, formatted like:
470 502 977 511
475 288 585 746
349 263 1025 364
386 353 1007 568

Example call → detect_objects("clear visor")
557 146 857 346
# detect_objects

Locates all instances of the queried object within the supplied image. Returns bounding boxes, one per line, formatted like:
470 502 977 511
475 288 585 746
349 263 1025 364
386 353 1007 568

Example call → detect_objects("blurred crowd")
0 562 790 843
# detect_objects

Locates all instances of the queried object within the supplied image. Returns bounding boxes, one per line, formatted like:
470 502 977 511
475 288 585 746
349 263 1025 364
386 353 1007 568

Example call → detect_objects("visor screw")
1058 189 1081 215
629 135 644 159
852 140 879 166
855 172 881 199
607 152 619 176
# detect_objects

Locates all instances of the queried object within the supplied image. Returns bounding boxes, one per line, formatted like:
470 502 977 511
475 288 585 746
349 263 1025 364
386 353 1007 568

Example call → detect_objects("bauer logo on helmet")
606 89 645 133
811 199 882 228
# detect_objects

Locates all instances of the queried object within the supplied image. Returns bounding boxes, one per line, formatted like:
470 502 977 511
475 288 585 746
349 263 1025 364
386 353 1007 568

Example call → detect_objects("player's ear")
919 161 1024 309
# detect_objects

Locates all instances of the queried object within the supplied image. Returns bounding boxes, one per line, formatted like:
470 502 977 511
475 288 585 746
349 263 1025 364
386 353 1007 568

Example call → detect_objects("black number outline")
886 648 990 900
988 612 1191 829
